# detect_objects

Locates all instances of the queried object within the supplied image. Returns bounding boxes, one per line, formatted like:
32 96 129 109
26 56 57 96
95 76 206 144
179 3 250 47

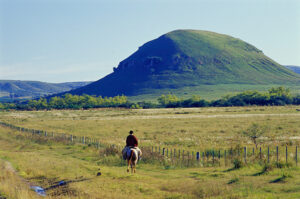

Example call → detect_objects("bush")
99 145 119 157
139 147 166 164
233 158 244 169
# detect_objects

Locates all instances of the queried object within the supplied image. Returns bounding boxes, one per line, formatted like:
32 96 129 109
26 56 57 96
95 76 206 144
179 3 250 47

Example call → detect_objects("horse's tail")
128 150 134 166
129 150 134 161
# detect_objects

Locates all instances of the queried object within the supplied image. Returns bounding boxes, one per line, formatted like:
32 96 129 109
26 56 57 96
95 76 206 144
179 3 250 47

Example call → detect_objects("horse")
122 147 142 173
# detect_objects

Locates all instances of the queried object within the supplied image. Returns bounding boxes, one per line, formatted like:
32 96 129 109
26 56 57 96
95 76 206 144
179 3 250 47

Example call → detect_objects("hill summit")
70 30 300 97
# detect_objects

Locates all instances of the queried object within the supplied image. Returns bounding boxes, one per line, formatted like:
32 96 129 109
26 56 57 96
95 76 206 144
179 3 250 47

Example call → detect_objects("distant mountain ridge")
0 80 92 101
67 29 300 98
285 65 300 74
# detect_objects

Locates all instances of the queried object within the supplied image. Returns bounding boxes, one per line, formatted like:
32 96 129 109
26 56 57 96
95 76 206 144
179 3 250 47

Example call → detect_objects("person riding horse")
126 130 138 148
122 130 142 173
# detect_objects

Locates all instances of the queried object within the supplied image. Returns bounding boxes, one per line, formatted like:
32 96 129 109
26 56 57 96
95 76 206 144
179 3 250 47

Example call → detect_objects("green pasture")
0 106 300 198
1 106 300 150
128 84 300 102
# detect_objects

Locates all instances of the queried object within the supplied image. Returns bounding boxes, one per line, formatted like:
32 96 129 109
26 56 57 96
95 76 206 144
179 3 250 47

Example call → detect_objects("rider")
126 130 138 148
123 130 140 160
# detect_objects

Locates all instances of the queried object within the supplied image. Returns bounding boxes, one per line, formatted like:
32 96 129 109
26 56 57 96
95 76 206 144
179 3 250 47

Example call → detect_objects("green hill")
0 80 92 102
68 30 300 99
285 65 300 74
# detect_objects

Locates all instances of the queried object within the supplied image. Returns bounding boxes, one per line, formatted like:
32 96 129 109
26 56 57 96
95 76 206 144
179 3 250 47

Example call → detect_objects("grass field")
128 84 300 102
0 106 300 198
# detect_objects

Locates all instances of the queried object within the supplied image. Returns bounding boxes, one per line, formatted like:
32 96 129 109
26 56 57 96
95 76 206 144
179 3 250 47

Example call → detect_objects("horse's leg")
127 159 130 173
128 150 134 173
133 163 136 173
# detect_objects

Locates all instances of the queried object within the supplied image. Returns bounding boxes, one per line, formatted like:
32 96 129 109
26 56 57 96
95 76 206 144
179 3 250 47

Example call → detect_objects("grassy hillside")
128 84 300 102
285 65 300 74
0 80 92 102
69 30 300 98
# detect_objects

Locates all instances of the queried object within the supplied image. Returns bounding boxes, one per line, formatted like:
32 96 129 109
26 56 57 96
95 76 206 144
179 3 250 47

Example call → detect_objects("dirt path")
1 161 15 173
92 113 300 120
0 160 32 186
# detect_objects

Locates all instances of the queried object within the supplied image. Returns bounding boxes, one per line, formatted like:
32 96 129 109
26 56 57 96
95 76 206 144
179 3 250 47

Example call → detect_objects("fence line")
0 121 299 167
0 121 105 149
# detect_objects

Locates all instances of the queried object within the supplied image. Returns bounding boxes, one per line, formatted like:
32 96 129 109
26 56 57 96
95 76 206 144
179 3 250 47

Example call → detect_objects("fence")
0 121 104 149
146 145 298 168
0 121 298 167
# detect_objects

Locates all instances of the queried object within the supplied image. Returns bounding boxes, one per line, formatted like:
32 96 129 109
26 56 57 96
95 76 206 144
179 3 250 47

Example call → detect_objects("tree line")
0 87 299 110
157 87 300 108
0 94 129 110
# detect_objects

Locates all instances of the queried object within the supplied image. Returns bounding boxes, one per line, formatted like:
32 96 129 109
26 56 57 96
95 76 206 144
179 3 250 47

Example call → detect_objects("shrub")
233 158 243 169
99 145 119 157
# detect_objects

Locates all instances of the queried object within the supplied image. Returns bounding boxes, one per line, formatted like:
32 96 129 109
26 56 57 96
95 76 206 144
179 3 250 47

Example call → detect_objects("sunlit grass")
0 106 300 198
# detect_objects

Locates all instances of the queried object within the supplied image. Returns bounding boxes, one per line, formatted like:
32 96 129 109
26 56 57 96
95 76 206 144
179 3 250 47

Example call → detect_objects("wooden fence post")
244 147 247 164
276 146 279 163
187 151 190 167
212 150 215 165
224 150 227 166
206 151 209 162
296 146 298 166
260 147 262 160
286 146 288 163
174 148 176 158
218 150 221 166
267 146 270 163
162 148 165 156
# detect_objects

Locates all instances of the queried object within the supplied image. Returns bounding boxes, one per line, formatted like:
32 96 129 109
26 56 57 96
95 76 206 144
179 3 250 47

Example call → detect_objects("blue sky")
0 0 299 83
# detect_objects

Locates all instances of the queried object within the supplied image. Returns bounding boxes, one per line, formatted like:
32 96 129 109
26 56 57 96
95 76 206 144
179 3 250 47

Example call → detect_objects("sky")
0 0 300 83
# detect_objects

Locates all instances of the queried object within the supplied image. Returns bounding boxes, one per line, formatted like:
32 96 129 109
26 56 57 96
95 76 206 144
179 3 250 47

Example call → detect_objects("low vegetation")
1 86 300 110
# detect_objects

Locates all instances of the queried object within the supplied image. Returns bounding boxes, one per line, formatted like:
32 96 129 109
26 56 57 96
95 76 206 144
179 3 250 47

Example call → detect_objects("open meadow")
0 106 300 198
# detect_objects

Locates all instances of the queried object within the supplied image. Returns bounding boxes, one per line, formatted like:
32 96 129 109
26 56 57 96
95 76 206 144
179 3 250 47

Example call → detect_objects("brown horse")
122 147 142 173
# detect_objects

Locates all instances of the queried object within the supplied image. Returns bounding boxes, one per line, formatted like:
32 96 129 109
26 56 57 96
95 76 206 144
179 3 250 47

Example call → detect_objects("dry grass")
0 160 39 199
0 107 300 198
1 106 300 150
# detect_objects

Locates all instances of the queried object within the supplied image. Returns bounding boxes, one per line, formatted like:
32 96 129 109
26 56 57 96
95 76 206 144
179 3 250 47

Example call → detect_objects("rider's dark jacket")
126 134 138 147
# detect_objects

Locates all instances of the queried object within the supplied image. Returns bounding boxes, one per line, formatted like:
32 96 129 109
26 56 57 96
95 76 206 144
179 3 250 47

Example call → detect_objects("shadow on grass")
224 158 244 172
270 176 287 183
227 177 239 184
224 167 240 172
270 173 291 183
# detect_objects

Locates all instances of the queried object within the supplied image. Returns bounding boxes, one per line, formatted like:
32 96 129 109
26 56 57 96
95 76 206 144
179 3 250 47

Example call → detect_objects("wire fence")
0 121 298 167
